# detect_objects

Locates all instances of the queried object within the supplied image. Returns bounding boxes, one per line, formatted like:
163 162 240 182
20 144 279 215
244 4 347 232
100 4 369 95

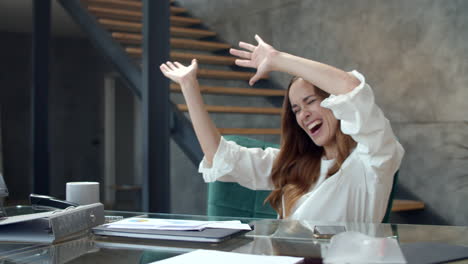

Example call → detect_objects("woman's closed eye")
292 98 316 114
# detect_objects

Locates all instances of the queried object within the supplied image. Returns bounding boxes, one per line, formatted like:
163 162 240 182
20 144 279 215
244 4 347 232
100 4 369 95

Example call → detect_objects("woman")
160 35 404 222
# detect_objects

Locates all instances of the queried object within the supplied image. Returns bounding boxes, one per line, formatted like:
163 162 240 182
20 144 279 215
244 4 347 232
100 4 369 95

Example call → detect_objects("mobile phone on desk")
313 225 346 239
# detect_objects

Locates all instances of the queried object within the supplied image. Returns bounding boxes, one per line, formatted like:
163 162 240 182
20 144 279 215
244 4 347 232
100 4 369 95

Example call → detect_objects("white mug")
66 182 100 205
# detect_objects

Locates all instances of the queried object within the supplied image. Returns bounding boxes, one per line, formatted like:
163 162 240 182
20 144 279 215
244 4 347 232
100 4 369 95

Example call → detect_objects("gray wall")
177 0 468 225
0 32 110 201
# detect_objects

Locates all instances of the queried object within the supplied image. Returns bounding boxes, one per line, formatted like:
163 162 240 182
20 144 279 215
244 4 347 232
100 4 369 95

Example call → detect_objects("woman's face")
288 78 338 148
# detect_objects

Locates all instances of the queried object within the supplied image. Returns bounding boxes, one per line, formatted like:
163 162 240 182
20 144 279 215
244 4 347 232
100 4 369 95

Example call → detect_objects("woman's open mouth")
307 120 323 136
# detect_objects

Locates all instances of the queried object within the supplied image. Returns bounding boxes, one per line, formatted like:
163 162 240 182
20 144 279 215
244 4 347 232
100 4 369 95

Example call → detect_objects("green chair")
207 135 279 219
382 171 398 223
207 135 398 223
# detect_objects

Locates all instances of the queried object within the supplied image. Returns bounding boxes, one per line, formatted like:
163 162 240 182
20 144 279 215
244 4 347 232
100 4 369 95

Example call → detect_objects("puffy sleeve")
320 70 405 185
198 137 280 190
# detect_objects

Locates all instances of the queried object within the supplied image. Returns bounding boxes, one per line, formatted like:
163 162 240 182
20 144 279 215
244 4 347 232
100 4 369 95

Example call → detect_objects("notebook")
92 224 251 243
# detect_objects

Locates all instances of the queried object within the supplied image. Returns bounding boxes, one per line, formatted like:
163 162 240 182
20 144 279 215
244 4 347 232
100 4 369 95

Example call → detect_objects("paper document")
151 249 304 264
104 218 251 231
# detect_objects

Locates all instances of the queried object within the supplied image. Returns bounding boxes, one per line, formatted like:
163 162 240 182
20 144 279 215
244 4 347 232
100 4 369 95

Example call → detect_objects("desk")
1 206 468 263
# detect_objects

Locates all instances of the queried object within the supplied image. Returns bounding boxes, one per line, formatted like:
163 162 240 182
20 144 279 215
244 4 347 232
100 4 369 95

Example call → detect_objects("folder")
0 203 104 243
93 221 251 243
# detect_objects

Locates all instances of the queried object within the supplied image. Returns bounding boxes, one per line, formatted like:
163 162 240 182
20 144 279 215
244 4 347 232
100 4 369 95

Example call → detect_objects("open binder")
0 203 104 243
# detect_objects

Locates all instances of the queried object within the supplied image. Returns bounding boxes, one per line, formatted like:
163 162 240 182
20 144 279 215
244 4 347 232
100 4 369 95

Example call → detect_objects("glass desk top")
1 206 468 263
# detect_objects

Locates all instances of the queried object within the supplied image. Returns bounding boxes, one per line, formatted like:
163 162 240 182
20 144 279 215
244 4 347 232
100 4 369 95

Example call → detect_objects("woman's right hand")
229 35 279 86
160 59 198 87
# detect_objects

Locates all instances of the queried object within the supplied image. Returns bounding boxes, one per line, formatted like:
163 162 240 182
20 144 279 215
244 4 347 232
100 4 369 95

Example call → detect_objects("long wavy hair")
265 77 357 218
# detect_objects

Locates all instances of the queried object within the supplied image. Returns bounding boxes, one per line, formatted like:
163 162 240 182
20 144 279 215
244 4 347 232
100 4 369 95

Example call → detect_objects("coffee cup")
66 182 100 205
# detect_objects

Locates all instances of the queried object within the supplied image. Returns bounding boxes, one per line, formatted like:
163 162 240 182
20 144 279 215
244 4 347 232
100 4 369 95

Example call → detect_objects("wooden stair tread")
135 67 253 80
178 104 282 115
170 84 284 96
89 4 281 135
127 48 236 65
171 27 217 39
88 6 200 26
112 33 230 51
197 69 253 80
218 128 281 135
170 38 231 51
391 199 425 212
84 0 187 14
99 19 216 38
171 7 187 15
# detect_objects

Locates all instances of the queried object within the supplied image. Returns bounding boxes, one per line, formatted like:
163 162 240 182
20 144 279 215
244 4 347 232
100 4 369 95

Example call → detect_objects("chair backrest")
207 135 278 219
382 170 399 223
207 136 398 223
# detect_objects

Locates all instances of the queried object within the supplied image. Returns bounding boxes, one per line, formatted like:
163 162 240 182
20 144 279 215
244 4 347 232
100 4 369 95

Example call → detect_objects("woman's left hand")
230 35 278 86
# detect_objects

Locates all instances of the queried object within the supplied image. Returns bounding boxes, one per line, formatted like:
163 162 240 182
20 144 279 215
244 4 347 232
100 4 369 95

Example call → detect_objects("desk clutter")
92 217 252 243
103 217 251 231
1 208 468 264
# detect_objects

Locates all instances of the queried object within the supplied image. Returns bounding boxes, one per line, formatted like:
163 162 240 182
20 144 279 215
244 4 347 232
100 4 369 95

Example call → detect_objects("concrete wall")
177 0 468 225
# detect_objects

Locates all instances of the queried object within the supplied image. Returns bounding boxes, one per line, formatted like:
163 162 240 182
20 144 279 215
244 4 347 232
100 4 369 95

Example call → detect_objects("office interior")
0 0 467 228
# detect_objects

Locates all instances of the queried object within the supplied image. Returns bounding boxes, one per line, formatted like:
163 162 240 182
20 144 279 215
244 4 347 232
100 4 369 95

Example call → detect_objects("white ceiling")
0 0 84 37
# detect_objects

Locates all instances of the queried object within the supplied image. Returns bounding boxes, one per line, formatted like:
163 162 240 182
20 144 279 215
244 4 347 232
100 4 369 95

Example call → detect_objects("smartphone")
313 225 346 239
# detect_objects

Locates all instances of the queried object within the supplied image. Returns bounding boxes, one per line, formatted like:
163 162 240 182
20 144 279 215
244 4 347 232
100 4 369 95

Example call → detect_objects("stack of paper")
104 218 251 231
151 249 304 264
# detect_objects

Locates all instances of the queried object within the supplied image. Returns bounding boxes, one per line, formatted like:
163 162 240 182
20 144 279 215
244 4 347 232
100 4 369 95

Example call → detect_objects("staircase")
61 0 425 214
81 0 284 137
56 0 284 211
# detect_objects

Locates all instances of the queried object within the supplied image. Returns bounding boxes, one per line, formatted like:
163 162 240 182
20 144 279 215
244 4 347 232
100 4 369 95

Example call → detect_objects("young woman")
160 35 404 223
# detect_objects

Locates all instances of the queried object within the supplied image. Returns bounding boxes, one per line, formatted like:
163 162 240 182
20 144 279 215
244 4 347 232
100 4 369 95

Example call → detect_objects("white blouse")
199 71 405 223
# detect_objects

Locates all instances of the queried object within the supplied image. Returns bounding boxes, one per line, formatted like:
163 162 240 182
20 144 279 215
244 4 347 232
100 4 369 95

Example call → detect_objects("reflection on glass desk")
1 206 468 263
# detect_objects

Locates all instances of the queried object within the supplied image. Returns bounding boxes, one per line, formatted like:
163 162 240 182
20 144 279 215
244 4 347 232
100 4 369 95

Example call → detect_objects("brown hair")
265 77 357 218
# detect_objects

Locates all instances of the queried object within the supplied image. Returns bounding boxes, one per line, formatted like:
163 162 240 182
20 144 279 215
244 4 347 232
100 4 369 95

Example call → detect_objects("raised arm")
230 35 360 95
160 59 221 165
